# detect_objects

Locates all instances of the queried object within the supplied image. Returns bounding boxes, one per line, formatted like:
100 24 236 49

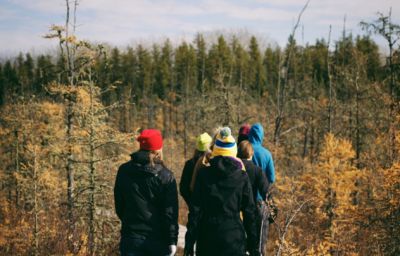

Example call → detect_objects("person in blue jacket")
248 123 275 185
248 123 275 255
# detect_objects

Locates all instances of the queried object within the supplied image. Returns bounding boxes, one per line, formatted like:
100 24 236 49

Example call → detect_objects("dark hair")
237 140 254 159
193 149 205 162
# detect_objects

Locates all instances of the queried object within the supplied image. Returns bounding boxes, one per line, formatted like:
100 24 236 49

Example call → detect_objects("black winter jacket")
242 159 270 202
185 156 258 256
179 156 198 208
114 151 179 245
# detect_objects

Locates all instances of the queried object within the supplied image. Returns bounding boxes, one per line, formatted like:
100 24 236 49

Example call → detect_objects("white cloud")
7 0 65 13
1 0 400 55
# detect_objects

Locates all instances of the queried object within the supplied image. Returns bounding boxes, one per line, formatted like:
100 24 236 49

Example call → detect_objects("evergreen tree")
248 36 265 97
175 42 197 95
34 55 56 95
263 46 281 97
135 44 153 99
333 34 355 101
194 33 207 92
310 39 329 86
207 35 232 87
174 42 197 157
0 63 4 105
355 35 381 81
2 60 20 102
24 53 35 90
160 39 174 94
152 44 165 98
160 39 174 138
231 36 249 89
109 47 123 104
55 54 68 84
94 50 111 105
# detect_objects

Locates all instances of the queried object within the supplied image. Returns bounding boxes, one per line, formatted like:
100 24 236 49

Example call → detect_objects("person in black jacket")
114 129 179 256
184 127 259 256
180 132 212 209
237 140 270 254
237 140 270 204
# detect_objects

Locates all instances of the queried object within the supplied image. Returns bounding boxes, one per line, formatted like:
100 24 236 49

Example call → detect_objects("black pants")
257 201 270 256
119 236 169 256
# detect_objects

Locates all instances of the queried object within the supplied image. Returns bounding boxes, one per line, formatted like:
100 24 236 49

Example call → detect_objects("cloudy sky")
1 0 399 55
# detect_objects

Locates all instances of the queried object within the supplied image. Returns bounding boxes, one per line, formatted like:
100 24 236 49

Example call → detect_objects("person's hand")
168 244 177 256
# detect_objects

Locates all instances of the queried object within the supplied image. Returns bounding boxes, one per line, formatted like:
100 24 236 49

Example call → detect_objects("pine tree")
263 46 281 97
248 36 265 97
34 55 56 95
2 61 20 103
207 35 233 87
194 33 207 93
0 63 4 105
175 42 197 158
355 36 381 81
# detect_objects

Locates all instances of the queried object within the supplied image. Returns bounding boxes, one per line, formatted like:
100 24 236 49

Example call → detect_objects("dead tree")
361 9 400 164
274 0 310 144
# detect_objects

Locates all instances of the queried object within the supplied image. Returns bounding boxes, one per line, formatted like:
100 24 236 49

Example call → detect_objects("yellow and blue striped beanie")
212 127 237 157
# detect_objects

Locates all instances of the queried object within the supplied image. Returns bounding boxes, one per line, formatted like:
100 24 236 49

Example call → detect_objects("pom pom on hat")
137 129 163 151
212 127 237 157
196 132 212 152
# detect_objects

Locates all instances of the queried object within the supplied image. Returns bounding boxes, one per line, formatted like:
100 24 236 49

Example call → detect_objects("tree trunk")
388 42 396 164
14 130 20 207
327 25 333 133
355 79 361 168
33 148 39 256
302 121 308 159
88 78 96 256
183 64 190 159
66 97 75 252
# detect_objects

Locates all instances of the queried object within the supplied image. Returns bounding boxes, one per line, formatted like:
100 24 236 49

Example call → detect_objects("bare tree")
327 25 334 133
361 9 400 164
275 200 310 256
274 0 310 144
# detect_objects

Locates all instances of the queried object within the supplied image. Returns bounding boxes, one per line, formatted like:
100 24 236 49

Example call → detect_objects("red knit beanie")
238 124 251 144
137 129 163 151
239 124 251 135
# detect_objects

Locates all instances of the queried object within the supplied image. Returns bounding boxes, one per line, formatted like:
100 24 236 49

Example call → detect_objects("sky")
1 0 400 56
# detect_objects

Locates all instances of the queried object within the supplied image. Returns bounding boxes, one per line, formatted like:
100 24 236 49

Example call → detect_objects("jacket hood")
210 156 243 178
248 123 264 145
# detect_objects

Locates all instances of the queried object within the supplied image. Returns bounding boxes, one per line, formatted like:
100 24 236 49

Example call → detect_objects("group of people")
114 123 275 256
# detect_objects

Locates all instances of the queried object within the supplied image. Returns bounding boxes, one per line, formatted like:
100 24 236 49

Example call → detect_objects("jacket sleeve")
163 174 179 245
241 175 258 254
114 168 124 220
179 160 193 207
185 168 203 252
255 166 270 201
265 154 275 184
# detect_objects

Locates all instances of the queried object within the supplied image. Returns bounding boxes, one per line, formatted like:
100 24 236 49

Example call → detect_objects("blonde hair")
149 149 163 167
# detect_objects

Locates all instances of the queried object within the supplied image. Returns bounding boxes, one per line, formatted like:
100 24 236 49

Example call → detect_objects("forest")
0 3 399 255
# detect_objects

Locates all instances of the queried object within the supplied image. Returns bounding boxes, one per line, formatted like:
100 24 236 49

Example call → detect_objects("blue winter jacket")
248 123 275 197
